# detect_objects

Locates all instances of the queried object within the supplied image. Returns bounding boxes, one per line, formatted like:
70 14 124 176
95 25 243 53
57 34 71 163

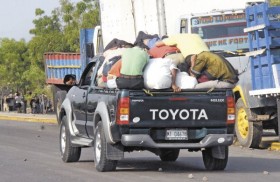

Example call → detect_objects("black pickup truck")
58 55 235 172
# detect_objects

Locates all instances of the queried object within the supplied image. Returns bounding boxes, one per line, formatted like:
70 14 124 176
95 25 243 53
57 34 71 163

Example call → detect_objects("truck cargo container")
245 2 280 145
44 29 95 120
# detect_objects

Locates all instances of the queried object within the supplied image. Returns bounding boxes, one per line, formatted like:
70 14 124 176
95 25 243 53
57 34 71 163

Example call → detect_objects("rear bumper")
121 134 234 149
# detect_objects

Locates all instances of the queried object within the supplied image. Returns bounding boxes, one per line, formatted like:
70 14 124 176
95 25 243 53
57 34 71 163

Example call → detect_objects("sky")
0 0 79 41
0 0 265 42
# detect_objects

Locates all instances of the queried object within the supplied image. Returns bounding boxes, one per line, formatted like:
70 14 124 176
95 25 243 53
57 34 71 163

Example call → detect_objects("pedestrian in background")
6 93 14 111
14 92 23 113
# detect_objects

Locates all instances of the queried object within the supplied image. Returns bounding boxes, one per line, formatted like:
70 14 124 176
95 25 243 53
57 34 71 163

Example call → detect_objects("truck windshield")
191 22 246 39
189 12 248 52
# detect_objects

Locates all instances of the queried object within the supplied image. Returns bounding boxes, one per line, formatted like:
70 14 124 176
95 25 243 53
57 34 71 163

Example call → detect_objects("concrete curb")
270 142 280 151
0 115 57 124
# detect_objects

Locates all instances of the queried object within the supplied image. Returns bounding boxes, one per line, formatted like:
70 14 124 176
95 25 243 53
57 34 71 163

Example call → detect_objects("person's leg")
127 78 144 89
116 77 144 89
215 81 235 89
116 77 127 89
194 80 218 89
17 103 21 113
195 80 234 89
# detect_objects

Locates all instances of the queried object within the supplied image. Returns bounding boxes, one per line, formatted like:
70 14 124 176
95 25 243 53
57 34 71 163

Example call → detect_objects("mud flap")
211 146 226 159
106 143 124 160
277 98 280 142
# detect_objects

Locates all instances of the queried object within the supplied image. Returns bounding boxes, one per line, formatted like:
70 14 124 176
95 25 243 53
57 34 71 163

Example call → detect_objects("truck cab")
179 9 248 52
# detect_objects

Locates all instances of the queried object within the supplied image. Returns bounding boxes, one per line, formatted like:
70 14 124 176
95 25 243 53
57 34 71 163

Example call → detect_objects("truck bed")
116 88 234 148
129 89 230 128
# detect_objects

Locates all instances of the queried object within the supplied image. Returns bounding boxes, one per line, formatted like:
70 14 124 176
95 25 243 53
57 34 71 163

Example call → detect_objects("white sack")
107 78 117 89
143 58 174 89
176 72 197 89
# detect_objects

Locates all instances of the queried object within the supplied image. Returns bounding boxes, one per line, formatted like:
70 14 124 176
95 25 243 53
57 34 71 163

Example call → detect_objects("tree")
60 0 100 52
24 0 100 98
0 38 29 93
29 0 99 53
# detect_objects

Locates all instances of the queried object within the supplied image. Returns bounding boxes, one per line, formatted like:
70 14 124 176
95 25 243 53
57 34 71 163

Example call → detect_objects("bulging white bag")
107 78 117 88
176 72 197 89
143 58 173 89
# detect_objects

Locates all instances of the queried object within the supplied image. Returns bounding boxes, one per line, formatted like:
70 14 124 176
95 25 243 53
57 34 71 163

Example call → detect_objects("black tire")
275 127 279 136
273 118 279 136
235 98 263 148
159 149 180 161
94 122 117 172
54 90 67 124
202 146 228 171
59 116 81 162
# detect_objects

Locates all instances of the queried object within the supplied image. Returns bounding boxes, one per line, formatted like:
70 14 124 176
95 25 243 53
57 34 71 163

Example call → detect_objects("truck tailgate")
129 90 229 128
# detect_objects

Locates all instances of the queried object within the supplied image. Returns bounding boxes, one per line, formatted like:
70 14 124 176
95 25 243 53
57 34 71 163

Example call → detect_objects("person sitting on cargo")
14 92 23 113
97 43 134 87
155 33 209 60
63 74 76 85
184 51 239 89
177 56 210 84
116 47 149 89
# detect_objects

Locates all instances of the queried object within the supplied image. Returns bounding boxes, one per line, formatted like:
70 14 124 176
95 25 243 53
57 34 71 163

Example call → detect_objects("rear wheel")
235 98 263 148
159 149 180 161
202 146 228 170
59 116 81 162
94 122 117 172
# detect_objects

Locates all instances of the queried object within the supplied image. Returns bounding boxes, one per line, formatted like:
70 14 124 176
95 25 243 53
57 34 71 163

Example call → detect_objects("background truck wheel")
94 122 117 172
202 146 228 170
273 118 279 135
235 98 263 148
54 90 67 124
159 149 180 161
59 116 81 162
275 127 279 136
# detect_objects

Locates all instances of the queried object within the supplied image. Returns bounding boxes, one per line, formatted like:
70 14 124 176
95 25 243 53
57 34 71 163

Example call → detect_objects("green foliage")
0 0 100 98
35 8 45 16
270 0 280 6
0 38 29 93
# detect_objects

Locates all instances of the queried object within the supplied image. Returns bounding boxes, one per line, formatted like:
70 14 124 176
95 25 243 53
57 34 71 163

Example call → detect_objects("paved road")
0 120 280 182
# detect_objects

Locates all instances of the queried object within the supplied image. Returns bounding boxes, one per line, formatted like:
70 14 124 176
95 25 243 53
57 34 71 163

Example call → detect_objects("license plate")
165 129 188 140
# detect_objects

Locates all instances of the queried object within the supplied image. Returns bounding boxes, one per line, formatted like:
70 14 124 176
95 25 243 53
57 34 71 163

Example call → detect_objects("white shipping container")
99 0 255 48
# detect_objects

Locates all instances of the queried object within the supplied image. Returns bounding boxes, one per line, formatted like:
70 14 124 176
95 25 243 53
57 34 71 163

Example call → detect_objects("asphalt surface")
0 120 280 182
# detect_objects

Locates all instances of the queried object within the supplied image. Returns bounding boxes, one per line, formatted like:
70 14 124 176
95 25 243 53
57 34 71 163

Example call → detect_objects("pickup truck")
58 55 236 172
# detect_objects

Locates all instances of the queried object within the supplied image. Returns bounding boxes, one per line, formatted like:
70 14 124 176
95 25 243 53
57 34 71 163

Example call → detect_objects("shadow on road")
78 154 279 173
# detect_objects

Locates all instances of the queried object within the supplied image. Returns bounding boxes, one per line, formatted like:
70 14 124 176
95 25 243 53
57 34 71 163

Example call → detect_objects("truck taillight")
116 97 130 125
227 96 235 124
